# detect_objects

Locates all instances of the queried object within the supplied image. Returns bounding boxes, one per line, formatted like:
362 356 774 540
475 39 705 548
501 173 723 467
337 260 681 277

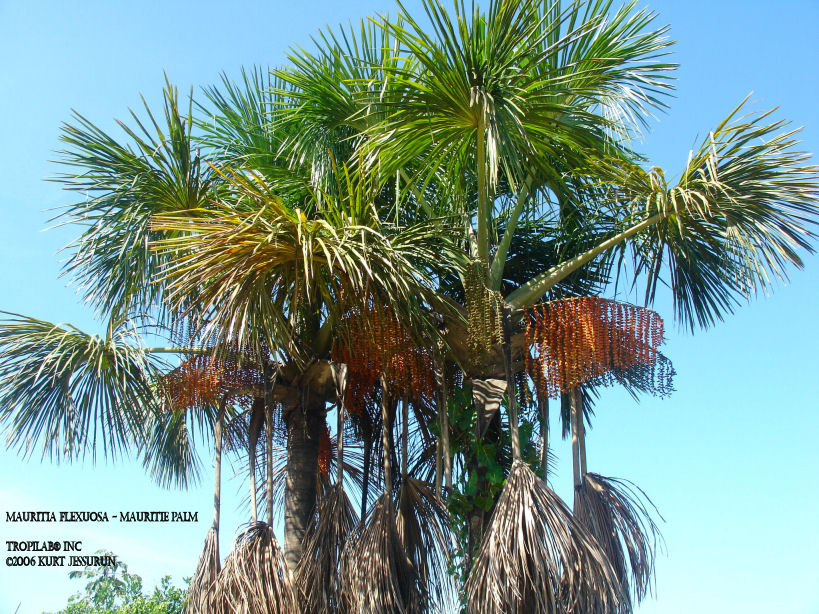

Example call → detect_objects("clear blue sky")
1 1 817 613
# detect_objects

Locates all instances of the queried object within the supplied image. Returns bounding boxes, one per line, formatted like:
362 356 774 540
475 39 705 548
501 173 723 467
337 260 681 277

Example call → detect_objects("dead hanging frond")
465 461 623 614
574 473 664 612
342 493 422 614
396 477 458 613
186 528 222 614
218 521 297 614
295 484 360 613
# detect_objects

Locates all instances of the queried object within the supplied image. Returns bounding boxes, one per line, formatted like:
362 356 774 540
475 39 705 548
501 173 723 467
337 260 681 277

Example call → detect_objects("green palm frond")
198 67 282 166
372 0 637 189
624 100 819 329
0 313 166 462
197 67 320 203
151 163 459 357
533 0 676 133
275 17 409 188
53 77 215 321
507 101 819 311
140 406 204 490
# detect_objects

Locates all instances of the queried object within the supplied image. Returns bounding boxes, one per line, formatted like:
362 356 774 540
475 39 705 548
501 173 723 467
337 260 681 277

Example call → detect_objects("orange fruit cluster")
163 354 261 412
318 421 332 476
524 297 664 398
332 294 435 416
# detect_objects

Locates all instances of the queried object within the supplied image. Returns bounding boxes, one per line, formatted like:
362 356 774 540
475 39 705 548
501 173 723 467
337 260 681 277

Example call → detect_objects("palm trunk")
263 363 276 525
466 378 506 568
283 390 325 571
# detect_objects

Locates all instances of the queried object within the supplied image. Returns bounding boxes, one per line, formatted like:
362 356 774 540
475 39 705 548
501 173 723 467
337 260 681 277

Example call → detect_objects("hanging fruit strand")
332 292 436 415
524 297 666 399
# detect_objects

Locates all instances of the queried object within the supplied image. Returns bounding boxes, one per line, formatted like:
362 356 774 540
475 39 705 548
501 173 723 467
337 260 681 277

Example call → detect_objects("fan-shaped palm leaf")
628 100 819 330
507 102 819 311
0 313 165 462
151 163 457 357
53 78 215 320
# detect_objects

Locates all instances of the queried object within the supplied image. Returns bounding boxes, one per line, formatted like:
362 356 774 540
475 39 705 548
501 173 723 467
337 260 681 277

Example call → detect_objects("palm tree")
2 1 818 613
354 0 818 610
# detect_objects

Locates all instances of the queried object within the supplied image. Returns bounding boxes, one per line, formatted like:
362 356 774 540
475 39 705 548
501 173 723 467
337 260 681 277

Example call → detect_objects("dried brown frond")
465 461 623 614
186 528 221 614
295 484 360 613
342 493 421 614
574 473 663 612
396 477 458 612
218 521 298 614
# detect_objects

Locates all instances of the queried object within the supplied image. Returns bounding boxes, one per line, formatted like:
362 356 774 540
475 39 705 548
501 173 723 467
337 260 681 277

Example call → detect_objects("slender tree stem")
401 397 409 478
539 392 549 483
212 396 226 562
578 390 588 477
249 457 258 523
442 377 452 492
361 434 372 522
380 375 392 494
249 402 260 524
334 363 347 486
264 362 275 524
434 350 453 492
434 431 442 495
570 389 582 490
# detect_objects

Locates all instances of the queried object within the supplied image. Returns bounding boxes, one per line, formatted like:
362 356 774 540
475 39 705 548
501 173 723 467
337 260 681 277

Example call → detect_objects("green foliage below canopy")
47 553 187 614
